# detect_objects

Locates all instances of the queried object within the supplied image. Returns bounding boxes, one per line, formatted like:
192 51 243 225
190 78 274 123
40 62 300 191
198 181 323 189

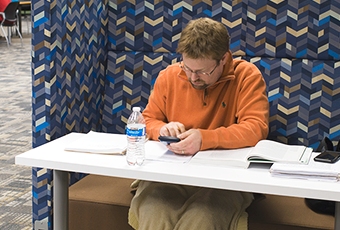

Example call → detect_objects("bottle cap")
133 107 141 112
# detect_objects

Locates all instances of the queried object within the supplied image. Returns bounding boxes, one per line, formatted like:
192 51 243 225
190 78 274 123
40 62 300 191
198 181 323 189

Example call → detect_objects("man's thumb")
178 130 190 139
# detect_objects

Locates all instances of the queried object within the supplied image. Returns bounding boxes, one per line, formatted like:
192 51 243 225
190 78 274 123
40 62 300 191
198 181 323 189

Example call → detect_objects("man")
128 17 269 230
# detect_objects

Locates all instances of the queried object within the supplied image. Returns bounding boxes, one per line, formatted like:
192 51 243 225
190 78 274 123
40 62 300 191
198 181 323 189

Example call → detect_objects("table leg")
18 5 22 35
335 202 340 230
53 170 69 230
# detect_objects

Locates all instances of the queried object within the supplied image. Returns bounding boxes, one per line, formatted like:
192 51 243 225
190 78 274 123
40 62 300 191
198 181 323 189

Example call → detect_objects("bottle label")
126 126 145 137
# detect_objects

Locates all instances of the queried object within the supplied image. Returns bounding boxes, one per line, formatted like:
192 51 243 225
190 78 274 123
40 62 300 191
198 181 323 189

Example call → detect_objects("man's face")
181 54 224 90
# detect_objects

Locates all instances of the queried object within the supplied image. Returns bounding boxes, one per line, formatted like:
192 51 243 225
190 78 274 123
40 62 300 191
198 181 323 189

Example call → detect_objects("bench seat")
69 175 134 230
69 175 334 230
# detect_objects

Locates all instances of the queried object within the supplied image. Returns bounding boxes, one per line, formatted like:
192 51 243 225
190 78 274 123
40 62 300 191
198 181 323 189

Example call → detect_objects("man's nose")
191 72 200 81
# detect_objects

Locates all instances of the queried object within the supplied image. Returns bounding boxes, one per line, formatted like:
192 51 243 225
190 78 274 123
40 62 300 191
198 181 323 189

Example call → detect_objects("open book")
190 140 313 168
64 131 127 155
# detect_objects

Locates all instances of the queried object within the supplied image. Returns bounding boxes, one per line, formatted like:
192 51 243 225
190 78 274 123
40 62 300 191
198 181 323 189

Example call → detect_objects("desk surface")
15 133 340 202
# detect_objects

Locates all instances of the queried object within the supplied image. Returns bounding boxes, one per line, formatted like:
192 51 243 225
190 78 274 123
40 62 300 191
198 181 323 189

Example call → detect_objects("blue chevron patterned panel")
108 0 340 60
107 0 213 52
107 0 246 54
102 51 181 133
31 0 54 225
241 57 340 148
31 0 108 227
32 0 107 146
243 0 340 60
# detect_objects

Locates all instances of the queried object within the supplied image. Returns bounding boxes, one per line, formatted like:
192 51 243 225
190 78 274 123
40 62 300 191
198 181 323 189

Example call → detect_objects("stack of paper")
270 153 340 182
64 131 127 155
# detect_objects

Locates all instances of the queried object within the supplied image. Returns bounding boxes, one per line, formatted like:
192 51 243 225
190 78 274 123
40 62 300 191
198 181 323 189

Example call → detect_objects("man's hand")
159 122 186 137
167 129 202 156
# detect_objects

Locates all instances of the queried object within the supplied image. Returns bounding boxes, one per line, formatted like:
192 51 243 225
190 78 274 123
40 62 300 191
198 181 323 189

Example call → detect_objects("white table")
15 133 340 230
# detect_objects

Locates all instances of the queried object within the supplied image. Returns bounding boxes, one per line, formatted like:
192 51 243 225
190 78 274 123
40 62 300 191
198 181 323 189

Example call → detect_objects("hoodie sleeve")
142 69 169 140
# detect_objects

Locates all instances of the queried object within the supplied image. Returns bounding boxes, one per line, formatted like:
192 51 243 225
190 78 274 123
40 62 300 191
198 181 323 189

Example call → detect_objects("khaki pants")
129 181 253 230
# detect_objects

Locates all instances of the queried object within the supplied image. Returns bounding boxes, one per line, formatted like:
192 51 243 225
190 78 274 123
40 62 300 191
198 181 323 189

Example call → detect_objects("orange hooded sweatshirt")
142 51 269 150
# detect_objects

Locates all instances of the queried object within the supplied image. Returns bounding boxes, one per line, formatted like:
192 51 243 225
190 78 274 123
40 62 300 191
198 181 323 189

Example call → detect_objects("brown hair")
176 17 230 63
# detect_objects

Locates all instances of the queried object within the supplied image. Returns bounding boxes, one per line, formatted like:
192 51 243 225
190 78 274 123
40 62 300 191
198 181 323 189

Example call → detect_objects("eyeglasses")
179 59 219 77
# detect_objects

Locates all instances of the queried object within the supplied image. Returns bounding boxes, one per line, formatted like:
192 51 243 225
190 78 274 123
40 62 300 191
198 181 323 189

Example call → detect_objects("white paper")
145 141 192 163
64 131 127 154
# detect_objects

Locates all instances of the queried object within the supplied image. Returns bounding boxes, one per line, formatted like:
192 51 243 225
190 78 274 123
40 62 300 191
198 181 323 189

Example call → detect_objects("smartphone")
314 150 340 163
158 136 181 145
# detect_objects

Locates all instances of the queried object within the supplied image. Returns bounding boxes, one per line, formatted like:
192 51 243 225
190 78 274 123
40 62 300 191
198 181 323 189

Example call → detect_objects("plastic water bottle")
126 107 146 166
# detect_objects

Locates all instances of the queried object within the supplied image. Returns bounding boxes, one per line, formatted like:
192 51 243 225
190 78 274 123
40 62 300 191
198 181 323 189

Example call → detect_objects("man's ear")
221 52 229 65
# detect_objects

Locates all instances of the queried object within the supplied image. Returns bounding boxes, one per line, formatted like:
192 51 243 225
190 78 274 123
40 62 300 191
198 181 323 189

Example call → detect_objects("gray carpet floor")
0 20 33 230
